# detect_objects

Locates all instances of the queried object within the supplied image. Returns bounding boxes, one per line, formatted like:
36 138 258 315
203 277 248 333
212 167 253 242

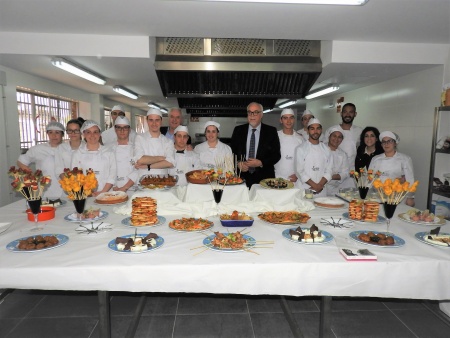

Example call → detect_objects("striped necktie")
249 129 256 173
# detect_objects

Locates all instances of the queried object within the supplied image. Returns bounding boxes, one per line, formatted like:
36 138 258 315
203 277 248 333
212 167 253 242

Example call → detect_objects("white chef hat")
114 116 130 126
307 118 321 128
325 126 344 141
379 131 399 143
174 125 189 134
302 109 314 118
204 121 220 131
280 108 294 117
146 108 162 117
111 105 125 112
81 120 101 133
46 121 65 133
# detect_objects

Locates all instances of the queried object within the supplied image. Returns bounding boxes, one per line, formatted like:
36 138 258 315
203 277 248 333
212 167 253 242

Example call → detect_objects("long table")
1 193 450 336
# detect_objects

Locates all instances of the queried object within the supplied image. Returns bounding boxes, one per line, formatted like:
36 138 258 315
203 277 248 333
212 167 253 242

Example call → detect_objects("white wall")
307 65 444 209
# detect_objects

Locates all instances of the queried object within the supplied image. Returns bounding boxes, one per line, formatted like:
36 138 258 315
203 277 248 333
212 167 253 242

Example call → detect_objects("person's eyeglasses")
66 129 80 134
84 130 101 135
247 110 261 116
114 126 130 131
111 111 125 116
381 139 395 145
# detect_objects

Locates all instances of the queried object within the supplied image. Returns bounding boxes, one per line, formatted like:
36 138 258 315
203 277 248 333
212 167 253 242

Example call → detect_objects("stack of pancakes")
363 201 379 222
348 200 364 220
131 197 157 226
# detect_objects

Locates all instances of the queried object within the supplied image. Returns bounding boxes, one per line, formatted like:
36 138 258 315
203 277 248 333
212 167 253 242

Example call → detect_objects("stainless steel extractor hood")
154 38 322 117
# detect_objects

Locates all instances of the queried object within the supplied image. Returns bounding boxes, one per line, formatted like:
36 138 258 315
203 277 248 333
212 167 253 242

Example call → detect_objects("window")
104 109 113 131
17 88 77 151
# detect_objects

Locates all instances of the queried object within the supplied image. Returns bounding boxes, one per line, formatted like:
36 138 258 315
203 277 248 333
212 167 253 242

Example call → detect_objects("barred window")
17 89 77 152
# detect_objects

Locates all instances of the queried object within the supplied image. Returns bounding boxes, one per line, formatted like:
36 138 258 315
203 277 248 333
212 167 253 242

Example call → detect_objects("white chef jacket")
295 141 333 197
326 147 350 196
54 142 80 177
194 140 233 172
111 142 138 188
274 130 303 180
71 144 117 193
369 151 415 184
324 124 362 170
18 143 63 199
297 128 309 141
168 150 202 186
134 132 176 178
101 127 137 147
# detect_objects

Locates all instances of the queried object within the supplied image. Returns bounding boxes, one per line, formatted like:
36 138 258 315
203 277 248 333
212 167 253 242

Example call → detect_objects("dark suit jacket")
160 126 192 144
231 123 281 188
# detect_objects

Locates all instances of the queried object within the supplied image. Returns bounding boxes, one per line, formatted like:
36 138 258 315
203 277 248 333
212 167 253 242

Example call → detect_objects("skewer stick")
193 247 210 256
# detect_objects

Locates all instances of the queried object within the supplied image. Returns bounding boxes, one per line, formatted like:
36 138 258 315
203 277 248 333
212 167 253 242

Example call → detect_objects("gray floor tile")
251 312 295 338
392 309 450 338
5 317 98 338
331 297 388 312
331 310 415 337
177 294 248 315
0 318 21 338
383 298 426 310
174 313 253 338
142 294 178 315
286 296 320 313
247 296 284 313
0 291 45 318
110 293 145 316
27 292 99 318
293 312 323 338
91 315 175 338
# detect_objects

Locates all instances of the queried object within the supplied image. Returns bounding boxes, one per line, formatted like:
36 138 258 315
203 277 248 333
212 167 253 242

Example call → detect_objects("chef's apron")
300 144 328 198
38 148 63 199
80 150 108 192
137 137 170 178
199 147 217 170
115 144 134 188
275 134 301 180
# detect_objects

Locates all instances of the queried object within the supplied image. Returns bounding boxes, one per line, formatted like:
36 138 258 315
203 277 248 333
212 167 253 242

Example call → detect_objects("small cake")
130 197 158 226
363 201 380 222
115 233 159 251
314 197 345 208
348 200 364 220
95 191 128 204
289 225 324 243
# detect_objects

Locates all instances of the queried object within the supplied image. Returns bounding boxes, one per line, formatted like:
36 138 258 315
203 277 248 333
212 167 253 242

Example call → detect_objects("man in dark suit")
231 102 281 188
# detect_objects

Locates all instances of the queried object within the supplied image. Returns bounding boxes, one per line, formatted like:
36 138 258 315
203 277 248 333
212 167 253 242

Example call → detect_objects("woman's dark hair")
357 126 383 153
66 118 84 129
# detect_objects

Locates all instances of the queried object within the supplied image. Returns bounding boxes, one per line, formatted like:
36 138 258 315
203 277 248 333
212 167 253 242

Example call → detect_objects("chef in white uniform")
102 105 136 146
110 116 138 192
297 109 315 141
55 118 84 178
274 108 303 182
17 121 65 199
369 131 415 207
194 121 233 172
295 118 333 198
324 103 362 188
325 127 350 196
169 126 201 186
71 120 116 197
134 108 175 179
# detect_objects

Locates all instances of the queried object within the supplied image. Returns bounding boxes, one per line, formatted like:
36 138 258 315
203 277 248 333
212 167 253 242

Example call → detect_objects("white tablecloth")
1 198 450 301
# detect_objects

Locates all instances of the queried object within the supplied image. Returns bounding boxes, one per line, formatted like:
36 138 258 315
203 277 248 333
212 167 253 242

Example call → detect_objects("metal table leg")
280 296 305 338
98 291 111 338
125 294 147 338
319 296 332 338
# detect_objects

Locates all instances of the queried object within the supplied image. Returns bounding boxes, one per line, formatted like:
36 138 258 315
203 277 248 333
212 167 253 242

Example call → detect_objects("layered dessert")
289 224 324 243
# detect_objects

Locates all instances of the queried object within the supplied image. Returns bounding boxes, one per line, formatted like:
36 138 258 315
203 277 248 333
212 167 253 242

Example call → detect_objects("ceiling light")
263 109 272 114
305 84 339 99
148 102 160 109
51 58 106 85
195 0 369 5
278 100 297 108
160 108 168 114
113 86 139 100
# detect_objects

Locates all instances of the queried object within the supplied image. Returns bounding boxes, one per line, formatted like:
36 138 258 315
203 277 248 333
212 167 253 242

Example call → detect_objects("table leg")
98 291 111 338
319 296 332 338
125 293 147 338
279 296 305 338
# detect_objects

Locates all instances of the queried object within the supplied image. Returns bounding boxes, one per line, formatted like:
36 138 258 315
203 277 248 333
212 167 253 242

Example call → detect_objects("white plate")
107 234 164 253
282 228 334 245
398 213 446 226
75 222 113 235
6 234 69 252
0 222 12 235
64 211 109 223
415 232 450 247
121 216 166 228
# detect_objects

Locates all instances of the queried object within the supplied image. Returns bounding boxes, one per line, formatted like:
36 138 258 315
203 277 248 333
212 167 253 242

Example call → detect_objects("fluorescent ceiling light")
195 0 368 5
305 84 339 99
278 100 297 108
51 58 106 85
113 86 139 100
160 108 168 114
263 109 272 114
148 102 160 109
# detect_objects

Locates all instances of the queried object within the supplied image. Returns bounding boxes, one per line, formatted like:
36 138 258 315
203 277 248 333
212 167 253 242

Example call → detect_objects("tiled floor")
1 289 450 338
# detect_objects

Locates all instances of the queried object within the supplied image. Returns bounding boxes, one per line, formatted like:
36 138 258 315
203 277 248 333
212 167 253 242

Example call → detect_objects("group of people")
17 101 415 206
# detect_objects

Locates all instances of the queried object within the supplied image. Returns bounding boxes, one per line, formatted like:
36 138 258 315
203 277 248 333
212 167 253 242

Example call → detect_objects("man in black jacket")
231 102 281 188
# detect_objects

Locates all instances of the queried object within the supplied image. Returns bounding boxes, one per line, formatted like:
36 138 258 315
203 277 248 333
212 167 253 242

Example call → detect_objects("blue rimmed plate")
282 228 334 245
415 231 450 247
64 211 108 223
349 230 405 248
342 212 386 224
203 233 256 252
108 234 164 253
121 216 166 228
6 234 69 252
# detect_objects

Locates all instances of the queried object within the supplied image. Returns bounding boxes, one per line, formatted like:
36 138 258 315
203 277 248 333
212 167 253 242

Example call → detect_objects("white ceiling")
0 0 449 112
